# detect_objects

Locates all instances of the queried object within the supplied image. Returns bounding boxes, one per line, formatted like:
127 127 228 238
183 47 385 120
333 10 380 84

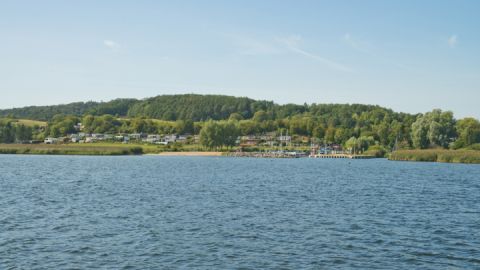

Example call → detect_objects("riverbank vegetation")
389 149 480 164
0 143 143 155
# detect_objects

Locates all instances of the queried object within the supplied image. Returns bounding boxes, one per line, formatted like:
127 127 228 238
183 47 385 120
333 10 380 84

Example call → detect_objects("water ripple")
0 155 479 269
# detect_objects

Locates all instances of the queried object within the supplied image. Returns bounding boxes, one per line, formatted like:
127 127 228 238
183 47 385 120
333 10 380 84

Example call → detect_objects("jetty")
308 143 376 159
309 154 375 159
227 151 307 158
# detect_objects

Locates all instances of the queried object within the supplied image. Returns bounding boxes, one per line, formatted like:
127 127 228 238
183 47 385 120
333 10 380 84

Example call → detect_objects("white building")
176 135 188 142
44 138 58 144
164 134 177 143
69 134 81 143
144 134 161 143
129 133 142 140
85 137 96 143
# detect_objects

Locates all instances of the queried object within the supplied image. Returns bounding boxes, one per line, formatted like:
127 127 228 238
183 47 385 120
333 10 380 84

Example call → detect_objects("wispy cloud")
448 35 458 48
277 35 352 72
228 35 281 55
342 32 411 71
103 39 121 52
343 33 360 50
343 33 372 55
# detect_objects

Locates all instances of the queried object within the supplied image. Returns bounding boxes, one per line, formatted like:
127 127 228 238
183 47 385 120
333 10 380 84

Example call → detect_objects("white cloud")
277 35 352 72
448 35 458 48
103 40 121 51
228 33 351 72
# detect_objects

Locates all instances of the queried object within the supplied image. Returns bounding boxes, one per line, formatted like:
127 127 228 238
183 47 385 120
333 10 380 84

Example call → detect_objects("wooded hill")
0 94 394 122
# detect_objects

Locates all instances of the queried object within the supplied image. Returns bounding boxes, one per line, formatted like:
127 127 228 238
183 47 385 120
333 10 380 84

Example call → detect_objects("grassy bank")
0 144 143 155
0 142 228 156
154 152 224 156
0 141 316 156
389 149 480 164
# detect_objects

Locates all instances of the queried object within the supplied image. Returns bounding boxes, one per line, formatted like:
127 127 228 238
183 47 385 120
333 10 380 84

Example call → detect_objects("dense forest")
1 94 479 152
0 94 387 122
0 95 265 121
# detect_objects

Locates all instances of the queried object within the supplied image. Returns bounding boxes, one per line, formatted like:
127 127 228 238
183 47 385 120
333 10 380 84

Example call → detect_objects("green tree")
252 110 269 122
229 113 244 121
0 121 15 143
200 120 221 149
176 120 194 134
345 137 358 153
222 121 240 148
45 115 79 137
199 120 239 149
411 109 455 149
325 127 336 143
453 117 480 149
345 136 374 154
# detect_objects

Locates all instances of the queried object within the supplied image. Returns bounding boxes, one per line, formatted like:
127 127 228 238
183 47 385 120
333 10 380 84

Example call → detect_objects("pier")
227 151 307 158
309 154 375 159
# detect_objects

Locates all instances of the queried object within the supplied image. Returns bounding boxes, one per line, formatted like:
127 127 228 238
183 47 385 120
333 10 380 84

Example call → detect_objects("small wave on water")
0 155 479 269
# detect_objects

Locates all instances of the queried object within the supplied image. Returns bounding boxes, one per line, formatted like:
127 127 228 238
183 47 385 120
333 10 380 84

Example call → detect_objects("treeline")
127 95 266 120
0 94 479 151
0 101 101 121
0 94 398 122
0 95 265 121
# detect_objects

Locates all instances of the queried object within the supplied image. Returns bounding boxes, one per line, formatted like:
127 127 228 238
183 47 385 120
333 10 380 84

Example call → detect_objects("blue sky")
1 0 479 118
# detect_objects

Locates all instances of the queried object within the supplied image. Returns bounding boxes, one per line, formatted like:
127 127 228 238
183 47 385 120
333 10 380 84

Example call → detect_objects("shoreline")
1 144 479 164
148 151 224 156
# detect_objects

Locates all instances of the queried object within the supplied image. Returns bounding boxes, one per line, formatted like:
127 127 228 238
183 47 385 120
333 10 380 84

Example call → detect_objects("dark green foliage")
0 99 137 121
127 94 259 121
15 125 33 142
0 121 15 143
86 99 138 116
82 115 122 134
45 115 80 137
452 118 480 149
411 109 456 149
199 120 240 149
0 119 34 143
0 102 101 121
364 145 387 157
176 120 194 134
229 113 244 121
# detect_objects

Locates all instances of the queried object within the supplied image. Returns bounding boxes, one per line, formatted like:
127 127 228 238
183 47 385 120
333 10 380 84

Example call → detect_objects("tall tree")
411 109 455 149
453 117 480 148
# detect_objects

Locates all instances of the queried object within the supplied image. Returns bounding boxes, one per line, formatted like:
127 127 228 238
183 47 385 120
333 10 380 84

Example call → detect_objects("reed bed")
389 149 480 164
0 144 143 155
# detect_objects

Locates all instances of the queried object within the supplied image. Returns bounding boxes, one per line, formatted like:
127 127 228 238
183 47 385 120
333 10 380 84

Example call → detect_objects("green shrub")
365 145 387 157
129 147 143 155
465 143 480 151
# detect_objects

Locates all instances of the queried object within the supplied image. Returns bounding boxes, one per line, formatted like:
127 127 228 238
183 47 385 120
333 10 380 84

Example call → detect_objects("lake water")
1 155 479 269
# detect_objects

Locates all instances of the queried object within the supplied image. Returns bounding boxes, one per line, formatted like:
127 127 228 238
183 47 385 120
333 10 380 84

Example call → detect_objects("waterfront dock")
227 151 307 158
309 154 375 159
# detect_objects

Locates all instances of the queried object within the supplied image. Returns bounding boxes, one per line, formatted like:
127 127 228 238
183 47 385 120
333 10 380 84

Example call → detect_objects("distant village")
42 122 348 155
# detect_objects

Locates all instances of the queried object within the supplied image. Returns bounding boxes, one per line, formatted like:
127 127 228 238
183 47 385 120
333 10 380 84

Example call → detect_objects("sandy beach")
152 152 224 156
